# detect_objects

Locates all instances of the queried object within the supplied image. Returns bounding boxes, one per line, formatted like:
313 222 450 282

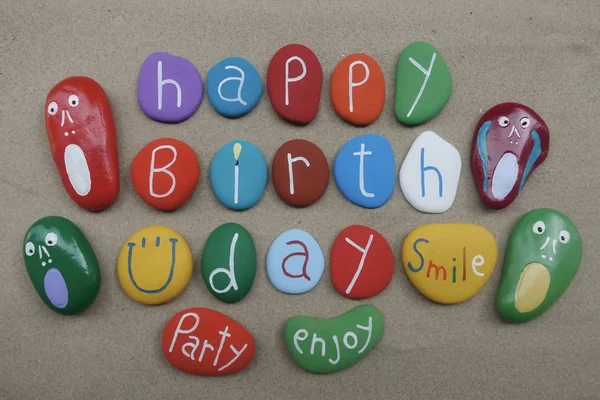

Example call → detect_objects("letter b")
149 145 177 198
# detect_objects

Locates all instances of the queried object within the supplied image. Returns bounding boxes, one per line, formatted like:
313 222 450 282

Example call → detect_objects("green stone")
23 216 101 315
496 208 582 323
394 41 452 126
283 304 384 374
201 222 256 303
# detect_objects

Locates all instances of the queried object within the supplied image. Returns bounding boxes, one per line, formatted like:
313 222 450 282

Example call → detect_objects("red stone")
161 307 255 376
470 102 550 209
131 138 199 211
272 139 329 207
44 76 120 211
267 44 322 125
330 225 394 299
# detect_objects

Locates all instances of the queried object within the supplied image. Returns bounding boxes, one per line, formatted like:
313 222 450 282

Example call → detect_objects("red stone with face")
471 102 549 209
44 76 120 211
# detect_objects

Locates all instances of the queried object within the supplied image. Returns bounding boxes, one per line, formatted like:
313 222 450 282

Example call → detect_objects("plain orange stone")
330 53 385 126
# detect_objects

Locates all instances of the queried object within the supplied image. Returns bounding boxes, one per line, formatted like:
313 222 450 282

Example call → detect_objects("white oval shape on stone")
44 268 69 308
491 152 518 200
399 130 461 213
64 144 91 196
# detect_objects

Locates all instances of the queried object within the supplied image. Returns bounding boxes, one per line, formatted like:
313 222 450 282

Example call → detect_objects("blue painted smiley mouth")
44 268 69 309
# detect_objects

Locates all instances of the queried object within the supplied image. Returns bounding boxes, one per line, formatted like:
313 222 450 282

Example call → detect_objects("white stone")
399 131 461 213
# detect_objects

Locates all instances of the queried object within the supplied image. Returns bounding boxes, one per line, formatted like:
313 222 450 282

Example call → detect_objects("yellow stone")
117 225 193 305
402 224 497 304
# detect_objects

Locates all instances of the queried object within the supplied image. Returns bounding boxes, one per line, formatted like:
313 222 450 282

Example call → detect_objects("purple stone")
137 52 204 123
44 268 68 309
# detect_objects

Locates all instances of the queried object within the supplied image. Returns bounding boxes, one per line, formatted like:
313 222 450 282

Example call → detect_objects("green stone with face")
23 216 101 315
496 208 582 323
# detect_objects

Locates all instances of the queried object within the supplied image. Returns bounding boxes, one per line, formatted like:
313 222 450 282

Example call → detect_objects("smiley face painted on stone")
117 226 193 305
496 208 582 323
45 76 120 211
23 216 101 315
471 102 549 209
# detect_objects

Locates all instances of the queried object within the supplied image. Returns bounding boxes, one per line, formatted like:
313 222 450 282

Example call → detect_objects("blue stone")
266 229 324 294
206 57 263 118
333 133 396 208
209 140 267 210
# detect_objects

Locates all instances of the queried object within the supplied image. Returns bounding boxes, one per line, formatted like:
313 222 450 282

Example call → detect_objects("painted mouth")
44 268 69 309
64 144 91 196
491 152 518 200
514 262 550 313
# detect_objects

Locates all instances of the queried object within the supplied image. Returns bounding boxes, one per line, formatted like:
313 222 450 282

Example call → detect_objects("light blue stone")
266 229 324 294
333 133 396 208
209 140 267 210
206 57 263 118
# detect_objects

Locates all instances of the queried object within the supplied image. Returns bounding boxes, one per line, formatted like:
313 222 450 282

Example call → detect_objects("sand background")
1 1 599 399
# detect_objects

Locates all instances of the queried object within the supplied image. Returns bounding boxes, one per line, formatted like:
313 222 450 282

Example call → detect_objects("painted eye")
25 242 35 256
520 117 531 128
68 94 79 107
559 230 570 244
498 116 510 127
532 221 545 234
47 101 58 115
45 232 58 246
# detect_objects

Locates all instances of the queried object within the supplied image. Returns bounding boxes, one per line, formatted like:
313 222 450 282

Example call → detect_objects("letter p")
285 56 307 106
348 60 370 113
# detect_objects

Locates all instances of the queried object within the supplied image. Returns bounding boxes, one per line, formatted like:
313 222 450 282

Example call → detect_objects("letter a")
217 65 248 106
209 233 240 293
420 147 443 197
281 240 311 281
149 145 177 198
157 60 182 110
287 153 310 195
348 61 370 113
285 56 307 106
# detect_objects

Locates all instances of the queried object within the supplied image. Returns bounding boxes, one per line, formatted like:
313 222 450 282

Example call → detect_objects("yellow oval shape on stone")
117 225 193 305
402 224 497 304
514 262 550 313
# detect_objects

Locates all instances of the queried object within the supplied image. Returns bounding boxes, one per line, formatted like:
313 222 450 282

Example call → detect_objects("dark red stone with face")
470 102 549 209
45 76 120 211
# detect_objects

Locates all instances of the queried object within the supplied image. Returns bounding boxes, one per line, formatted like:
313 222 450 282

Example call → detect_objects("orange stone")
330 53 385 126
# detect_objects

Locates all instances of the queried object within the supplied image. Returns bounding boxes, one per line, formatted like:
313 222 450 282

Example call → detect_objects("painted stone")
137 52 203 123
330 225 394 299
267 229 324 294
45 76 119 211
201 223 256 303
330 53 385 126
206 56 262 118
394 41 452 126
471 102 550 209
117 225 193 305
399 130 461 214
334 134 395 209
209 140 267 211
131 138 200 211
23 216 100 314
496 209 582 323
283 304 384 374
267 44 322 125
272 139 329 207
402 224 498 304
162 307 255 375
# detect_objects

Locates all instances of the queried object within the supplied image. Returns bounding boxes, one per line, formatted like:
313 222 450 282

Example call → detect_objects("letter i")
233 143 242 204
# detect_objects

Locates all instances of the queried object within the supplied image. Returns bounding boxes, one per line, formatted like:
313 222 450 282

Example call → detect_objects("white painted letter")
217 65 248 106
328 335 341 365
287 153 310 195
285 56 307 106
348 60 370 113
343 332 358 350
344 234 374 295
310 334 326 356
157 60 182 110
181 336 200 360
356 317 373 354
213 325 232 367
198 339 214 362
209 233 240 294
169 312 199 353
218 343 249 372
293 329 309 354
353 143 374 198
149 145 177 198
406 53 437 118
472 255 485 277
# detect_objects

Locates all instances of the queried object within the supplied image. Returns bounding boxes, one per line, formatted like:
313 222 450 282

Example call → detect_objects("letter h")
420 147 443 198
157 60 182 110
